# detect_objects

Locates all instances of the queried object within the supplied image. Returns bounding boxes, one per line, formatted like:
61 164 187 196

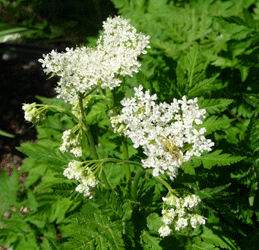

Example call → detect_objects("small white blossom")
182 194 201 209
161 209 176 225
175 218 188 231
60 129 82 157
158 225 172 237
162 195 181 209
190 214 206 228
63 161 99 199
63 161 83 180
160 193 205 236
22 103 46 124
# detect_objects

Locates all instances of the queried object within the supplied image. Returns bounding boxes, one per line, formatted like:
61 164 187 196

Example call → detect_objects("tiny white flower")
158 225 172 237
182 194 201 209
174 217 188 231
190 214 206 228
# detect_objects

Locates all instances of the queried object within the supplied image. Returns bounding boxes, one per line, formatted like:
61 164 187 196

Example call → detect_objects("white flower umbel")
190 214 206 228
39 16 150 104
175 217 188 231
182 194 201 209
158 225 172 238
110 85 214 180
22 103 46 124
159 193 205 236
63 160 99 199
60 129 82 157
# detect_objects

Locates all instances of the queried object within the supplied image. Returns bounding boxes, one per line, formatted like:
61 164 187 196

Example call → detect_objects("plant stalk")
78 95 111 189
122 137 131 183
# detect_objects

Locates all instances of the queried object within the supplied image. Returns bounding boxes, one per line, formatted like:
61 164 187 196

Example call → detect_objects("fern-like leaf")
17 146 67 167
202 116 234 135
188 76 217 98
46 237 64 250
191 150 246 169
36 96 72 110
184 43 205 89
66 212 125 250
140 230 162 250
199 226 240 250
198 98 234 115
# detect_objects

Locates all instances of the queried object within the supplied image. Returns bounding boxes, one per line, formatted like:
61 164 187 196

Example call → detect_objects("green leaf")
0 129 15 138
184 43 205 89
187 237 218 250
0 167 20 217
196 183 232 200
199 226 239 250
191 150 246 169
176 62 187 94
85 102 109 125
198 98 234 115
36 96 72 110
46 237 64 250
140 230 162 250
17 145 67 167
202 115 234 135
66 212 125 250
146 213 163 232
188 76 217 98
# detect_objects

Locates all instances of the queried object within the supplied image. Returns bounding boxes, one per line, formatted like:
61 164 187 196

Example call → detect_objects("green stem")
122 137 131 182
48 105 79 123
155 175 173 193
131 168 145 201
78 95 111 189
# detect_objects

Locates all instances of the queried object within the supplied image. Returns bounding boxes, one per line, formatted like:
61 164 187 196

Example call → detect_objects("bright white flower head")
158 225 172 238
60 129 82 157
175 217 188 231
63 160 99 199
111 85 214 179
161 209 176 225
63 160 83 180
22 103 46 124
162 194 181 209
190 214 206 228
182 194 201 209
39 16 150 104
159 193 205 236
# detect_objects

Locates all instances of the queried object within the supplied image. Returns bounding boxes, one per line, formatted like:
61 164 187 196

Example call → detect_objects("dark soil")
0 48 57 178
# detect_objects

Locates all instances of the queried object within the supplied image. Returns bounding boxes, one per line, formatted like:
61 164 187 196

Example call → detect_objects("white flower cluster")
63 160 99 198
60 129 82 157
22 103 46 124
38 16 150 104
110 85 214 179
158 194 206 237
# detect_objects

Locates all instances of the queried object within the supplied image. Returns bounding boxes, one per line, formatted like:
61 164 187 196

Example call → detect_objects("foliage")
0 0 116 44
1 0 259 249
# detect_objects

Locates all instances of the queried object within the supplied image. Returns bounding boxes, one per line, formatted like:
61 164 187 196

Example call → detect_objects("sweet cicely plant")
22 15 223 248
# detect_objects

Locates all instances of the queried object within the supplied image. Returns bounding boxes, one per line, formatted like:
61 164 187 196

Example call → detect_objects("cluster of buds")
59 128 82 158
158 193 206 237
22 103 47 124
63 160 99 198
